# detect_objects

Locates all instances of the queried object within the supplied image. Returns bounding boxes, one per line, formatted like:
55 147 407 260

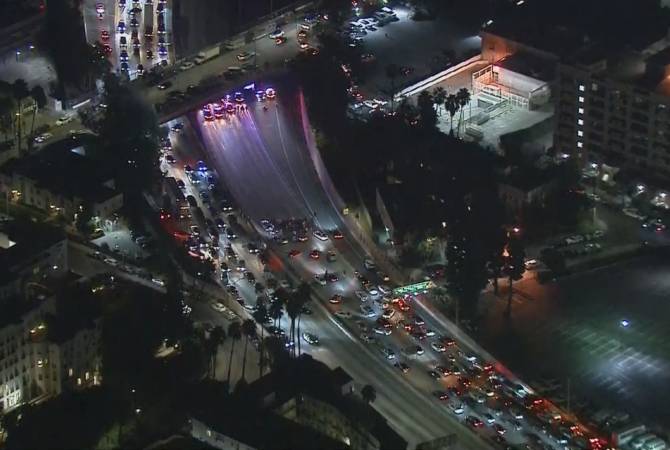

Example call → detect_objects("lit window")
578 96 585 103
577 141 584 148
577 130 583 137
578 119 584 126
77 377 82 386
578 108 585 114
85 371 90 381
591 83 598 91
579 85 585 92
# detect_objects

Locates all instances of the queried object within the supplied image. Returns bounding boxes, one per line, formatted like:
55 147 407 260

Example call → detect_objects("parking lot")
479 252 670 430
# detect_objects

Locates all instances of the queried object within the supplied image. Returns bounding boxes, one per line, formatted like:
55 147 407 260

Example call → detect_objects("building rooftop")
1 142 119 204
485 0 670 61
497 51 556 82
0 219 66 285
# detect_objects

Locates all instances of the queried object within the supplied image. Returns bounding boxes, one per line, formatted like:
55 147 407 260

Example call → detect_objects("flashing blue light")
243 82 255 90
620 319 630 328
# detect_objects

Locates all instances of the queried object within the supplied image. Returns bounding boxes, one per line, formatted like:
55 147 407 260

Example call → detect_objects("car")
236 51 254 61
96 3 105 13
335 310 352 319
332 229 344 239
210 302 225 312
493 424 506 435
394 362 410 373
33 132 52 144
171 122 184 132
288 249 301 258
360 305 375 317
379 347 395 360
309 249 320 259
146 49 154 59
117 21 126 33
450 403 465 415
414 315 425 325
466 416 484 428
275 36 287 45
483 413 495 424
431 342 446 352
413 345 424 355
269 28 284 39
381 308 395 319
130 17 139 28
245 271 255 283
448 386 463 397
428 370 442 380
355 290 368 302
120 50 129 61
373 326 392 336
299 41 310 50
158 45 167 57
434 391 449 401
326 272 338 283
313 229 328 241
314 274 327 286
328 294 343 304
102 43 113 54
157 81 172 90
360 332 375 343
327 251 337 262
101 30 110 41
55 115 73 126
471 393 486 404
302 332 319 345
425 329 436 337
180 61 195 71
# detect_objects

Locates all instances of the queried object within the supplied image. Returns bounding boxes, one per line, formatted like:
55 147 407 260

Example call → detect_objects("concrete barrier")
394 54 482 101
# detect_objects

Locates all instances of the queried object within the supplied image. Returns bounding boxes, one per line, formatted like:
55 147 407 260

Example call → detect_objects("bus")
143 3 153 39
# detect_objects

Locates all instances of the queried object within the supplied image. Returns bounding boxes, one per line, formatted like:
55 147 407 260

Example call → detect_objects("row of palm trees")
201 282 313 388
0 79 47 153
431 86 471 136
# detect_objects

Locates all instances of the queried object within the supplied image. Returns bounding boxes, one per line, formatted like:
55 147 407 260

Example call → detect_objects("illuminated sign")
393 281 435 296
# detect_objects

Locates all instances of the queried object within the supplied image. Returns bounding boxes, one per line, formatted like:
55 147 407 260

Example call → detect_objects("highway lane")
167 91 494 449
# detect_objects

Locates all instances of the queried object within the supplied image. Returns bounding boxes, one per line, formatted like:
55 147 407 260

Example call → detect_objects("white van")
632 434 657 450
643 438 667 450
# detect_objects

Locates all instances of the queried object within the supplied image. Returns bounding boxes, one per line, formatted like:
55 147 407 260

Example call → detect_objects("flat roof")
1 143 119 204
496 51 555 82
485 0 669 60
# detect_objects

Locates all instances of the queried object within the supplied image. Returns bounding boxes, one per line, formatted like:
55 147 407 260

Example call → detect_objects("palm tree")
253 302 268 375
209 326 226 379
456 88 471 136
0 97 14 143
285 295 301 357
445 94 460 135
29 85 47 140
361 384 377 404
269 296 284 329
432 86 447 116
385 64 401 111
240 319 256 380
226 321 242 387
294 282 311 356
12 79 29 154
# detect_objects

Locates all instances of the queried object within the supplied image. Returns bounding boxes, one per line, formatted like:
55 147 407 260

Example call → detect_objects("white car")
425 329 436 337
269 29 284 39
360 305 375 317
302 332 319 345
364 258 375 270
431 342 446 352
380 347 396 360
355 290 369 302
313 229 329 241
236 51 255 61
33 132 53 144
373 326 391 336
450 403 465 415
55 115 73 126
210 302 225 312
180 61 195 71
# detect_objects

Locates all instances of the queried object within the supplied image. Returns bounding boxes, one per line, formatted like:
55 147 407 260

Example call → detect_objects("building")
0 219 68 300
189 355 406 450
0 144 123 223
555 43 670 183
498 167 559 218
0 287 102 414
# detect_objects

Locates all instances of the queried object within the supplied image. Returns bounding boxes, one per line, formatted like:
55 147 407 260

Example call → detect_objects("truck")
143 3 153 39
194 46 220 65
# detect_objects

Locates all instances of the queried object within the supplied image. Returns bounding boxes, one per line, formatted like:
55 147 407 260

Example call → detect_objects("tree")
75 201 93 233
253 302 268 375
417 90 437 129
285 294 301 358
0 96 14 142
208 326 226 379
445 94 460 135
432 86 447 116
361 384 377 404
456 88 471 136
240 319 256 380
294 282 311 356
269 296 284 329
504 232 526 316
226 321 242 387
12 79 29 153
29 85 47 139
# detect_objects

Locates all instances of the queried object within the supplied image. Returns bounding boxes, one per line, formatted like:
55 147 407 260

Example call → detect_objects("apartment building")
0 292 102 414
555 45 670 183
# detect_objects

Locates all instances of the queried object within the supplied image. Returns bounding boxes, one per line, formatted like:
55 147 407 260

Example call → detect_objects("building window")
578 108 585 115
578 96 585 103
578 130 584 137
591 83 598 91
579 85 585 92
577 142 584 148
578 119 584 126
